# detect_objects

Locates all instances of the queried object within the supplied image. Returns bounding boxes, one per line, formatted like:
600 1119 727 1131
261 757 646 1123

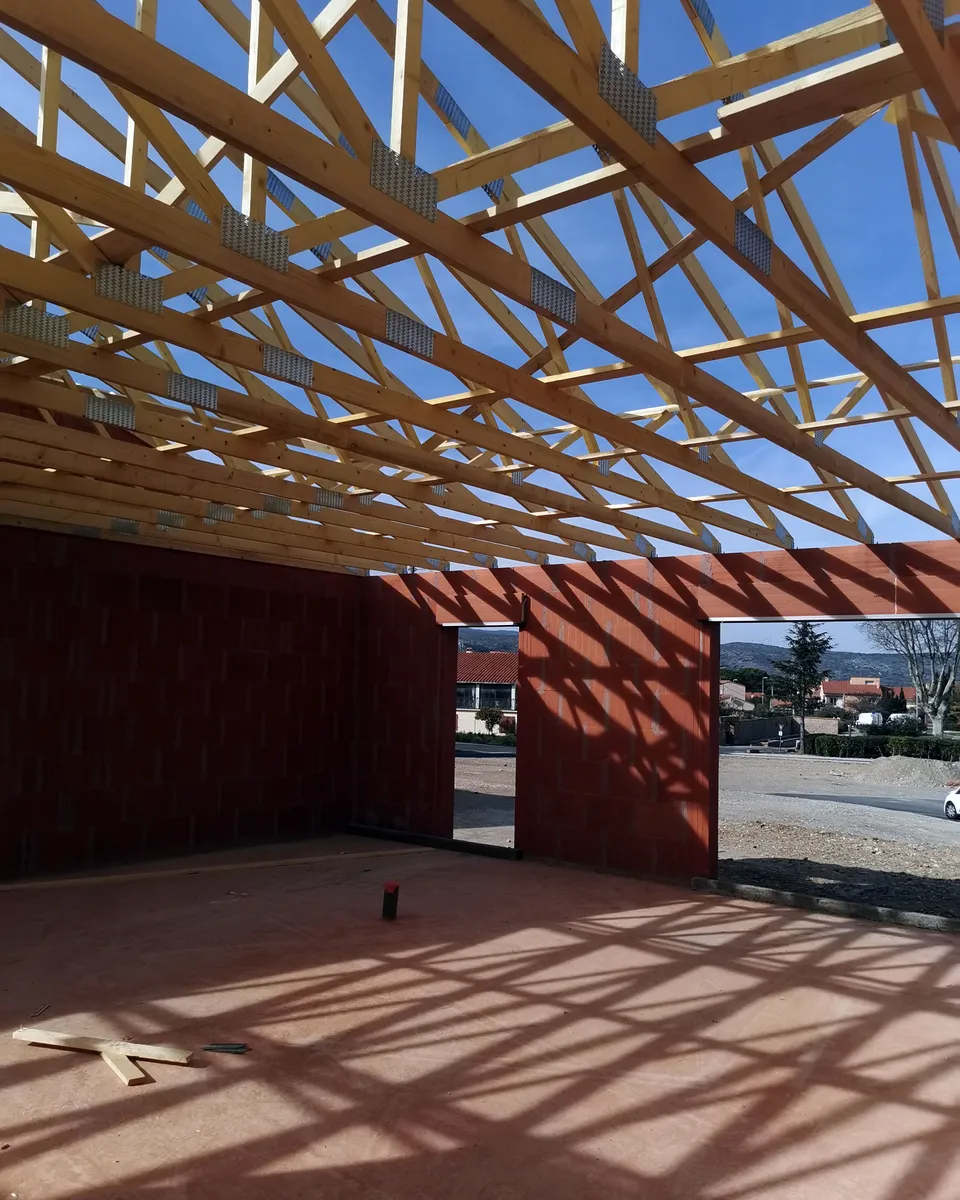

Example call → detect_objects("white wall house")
456 651 518 733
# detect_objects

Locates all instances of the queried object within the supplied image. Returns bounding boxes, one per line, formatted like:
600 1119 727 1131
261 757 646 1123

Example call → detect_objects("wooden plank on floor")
13 1027 193 1065
101 1050 148 1085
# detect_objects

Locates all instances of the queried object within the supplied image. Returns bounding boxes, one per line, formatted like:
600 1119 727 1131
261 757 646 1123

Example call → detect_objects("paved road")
769 791 948 819
454 743 516 759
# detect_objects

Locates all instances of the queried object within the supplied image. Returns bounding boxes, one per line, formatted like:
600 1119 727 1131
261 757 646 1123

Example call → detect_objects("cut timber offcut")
13 1026 192 1086
100 1049 147 1086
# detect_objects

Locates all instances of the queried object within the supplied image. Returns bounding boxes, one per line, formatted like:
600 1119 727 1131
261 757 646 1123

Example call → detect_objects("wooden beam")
315 100 880 292
122 0 157 197
390 0 423 159
0 151 860 547
0 387 659 563
681 295 960 364
0 27 168 197
0 490 370 571
0 416 563 564
610 0 639 73
896 104 953 145
433 1 960 446
650 105 883 285
0 310 738 548
0 459 466 571
0 389 634 563
877 1 960 151
891 93 960 517
3 0 959 562
715 42 921 144
259 0 377 162
432 0 960 533
0 5 934 542
555 0 607 68
110 87 227 223
0 312 717 552
242 1 273 221
13 1027 192 1065
29 46 60 274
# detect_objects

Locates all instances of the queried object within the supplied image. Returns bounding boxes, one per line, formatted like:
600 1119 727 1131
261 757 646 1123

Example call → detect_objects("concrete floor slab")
0 839 957 1199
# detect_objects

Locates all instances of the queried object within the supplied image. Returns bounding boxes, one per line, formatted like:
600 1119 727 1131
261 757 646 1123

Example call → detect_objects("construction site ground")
2 836 958 1199
453 750 960 918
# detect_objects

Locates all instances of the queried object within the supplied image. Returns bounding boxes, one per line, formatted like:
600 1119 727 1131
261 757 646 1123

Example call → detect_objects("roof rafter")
0 0 957 572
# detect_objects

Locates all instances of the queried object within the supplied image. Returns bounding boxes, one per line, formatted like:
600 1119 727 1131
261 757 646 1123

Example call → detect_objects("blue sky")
1 0 958 612
720 619 875 651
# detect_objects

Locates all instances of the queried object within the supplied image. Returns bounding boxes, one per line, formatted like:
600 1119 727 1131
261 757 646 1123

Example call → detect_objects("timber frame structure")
0 0 959 575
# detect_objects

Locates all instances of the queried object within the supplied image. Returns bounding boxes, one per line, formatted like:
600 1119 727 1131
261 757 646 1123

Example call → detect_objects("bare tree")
857 620 960 736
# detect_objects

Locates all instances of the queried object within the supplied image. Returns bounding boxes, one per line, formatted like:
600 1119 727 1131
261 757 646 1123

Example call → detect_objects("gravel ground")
719 754 960 849
454 751 960 917
719 823 959 918
718 755 960 919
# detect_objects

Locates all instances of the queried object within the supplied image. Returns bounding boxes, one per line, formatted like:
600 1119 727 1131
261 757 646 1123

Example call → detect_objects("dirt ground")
453 751 960 917
454 748 516 848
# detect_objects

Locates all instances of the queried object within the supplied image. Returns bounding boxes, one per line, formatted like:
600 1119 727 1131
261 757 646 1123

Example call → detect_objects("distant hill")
720 641 912 687
457 632 913 686
459 626 519 653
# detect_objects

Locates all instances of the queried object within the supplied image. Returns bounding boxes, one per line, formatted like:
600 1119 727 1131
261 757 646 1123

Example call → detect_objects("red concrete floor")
0 836 957 1199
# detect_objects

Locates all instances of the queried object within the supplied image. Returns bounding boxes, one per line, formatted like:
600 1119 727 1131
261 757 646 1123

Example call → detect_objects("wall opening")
715 615 959 920
452 624 518 849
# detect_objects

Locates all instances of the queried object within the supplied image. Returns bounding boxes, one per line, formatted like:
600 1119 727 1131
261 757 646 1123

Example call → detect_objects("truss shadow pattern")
1 848 958 1197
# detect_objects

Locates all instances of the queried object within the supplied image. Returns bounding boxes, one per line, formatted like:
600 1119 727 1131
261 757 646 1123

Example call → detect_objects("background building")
719 680 752 711
819 678 917 710
456 651 518 733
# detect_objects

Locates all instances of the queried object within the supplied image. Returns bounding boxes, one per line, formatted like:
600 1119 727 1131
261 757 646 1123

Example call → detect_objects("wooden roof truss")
0 0 958 573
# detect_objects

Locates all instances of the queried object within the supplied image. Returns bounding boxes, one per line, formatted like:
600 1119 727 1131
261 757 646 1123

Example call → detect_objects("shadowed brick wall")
0 527 360 877
8 529 960 883
377 561 717 879
353 578 457 837
516 563 717 879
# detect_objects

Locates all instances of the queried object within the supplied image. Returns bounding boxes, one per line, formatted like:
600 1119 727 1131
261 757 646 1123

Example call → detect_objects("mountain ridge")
458 630 913 686
719 641 912 686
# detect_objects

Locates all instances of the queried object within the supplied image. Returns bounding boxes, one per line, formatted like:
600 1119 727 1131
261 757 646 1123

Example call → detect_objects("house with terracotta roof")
818 678 917 710
456 651 518 733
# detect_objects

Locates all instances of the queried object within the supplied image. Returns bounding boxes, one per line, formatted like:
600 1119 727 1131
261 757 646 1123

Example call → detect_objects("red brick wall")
10 532 959 883
354 577 457 837
681 541 960 620
0 527 360 877
400 562 717 878
517 562 716 878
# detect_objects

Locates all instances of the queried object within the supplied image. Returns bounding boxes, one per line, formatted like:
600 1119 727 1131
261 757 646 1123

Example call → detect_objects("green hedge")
456 731 517 746
807 733 960 761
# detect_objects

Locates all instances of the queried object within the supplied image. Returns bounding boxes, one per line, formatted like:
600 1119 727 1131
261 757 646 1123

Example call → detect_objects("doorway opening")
715 615 960 920
452 624 518 848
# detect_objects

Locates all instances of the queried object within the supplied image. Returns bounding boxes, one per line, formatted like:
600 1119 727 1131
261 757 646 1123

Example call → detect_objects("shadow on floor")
1 845 957 1199
720 856 960 919
452 789 515 830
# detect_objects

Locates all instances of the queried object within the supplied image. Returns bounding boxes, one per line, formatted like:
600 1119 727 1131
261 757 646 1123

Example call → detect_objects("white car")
945 787 960 820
